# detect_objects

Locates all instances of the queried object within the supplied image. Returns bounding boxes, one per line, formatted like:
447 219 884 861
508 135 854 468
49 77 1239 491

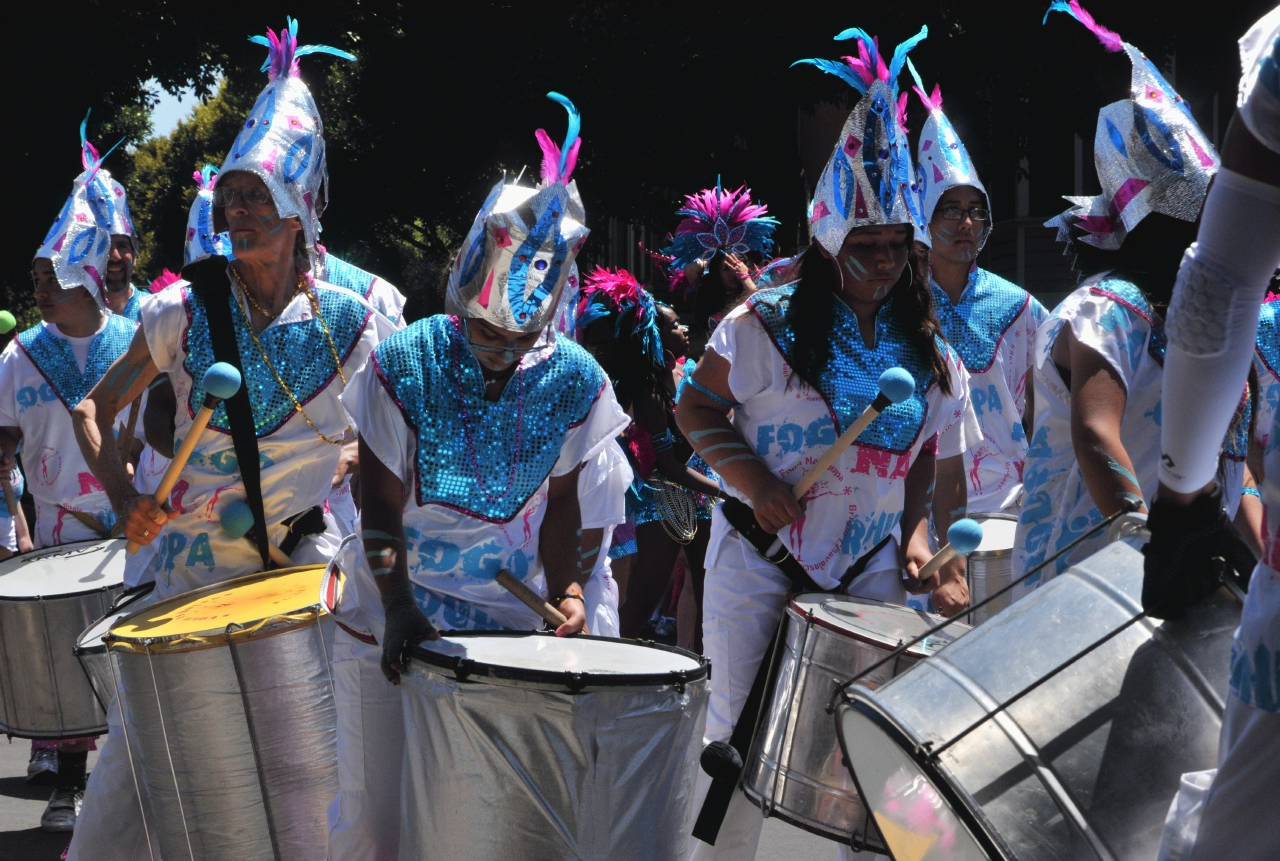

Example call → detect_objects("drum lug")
453 658 474 683
567 672 584 694
671 673 685 695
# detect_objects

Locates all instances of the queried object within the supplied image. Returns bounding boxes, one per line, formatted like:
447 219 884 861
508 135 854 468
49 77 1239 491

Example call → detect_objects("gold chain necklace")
230 276 352 445
231 265 304 320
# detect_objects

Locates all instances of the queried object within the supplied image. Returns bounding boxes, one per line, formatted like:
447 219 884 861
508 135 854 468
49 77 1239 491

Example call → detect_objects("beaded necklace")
232 264 304 320
230 277 352 445
451 322 525 502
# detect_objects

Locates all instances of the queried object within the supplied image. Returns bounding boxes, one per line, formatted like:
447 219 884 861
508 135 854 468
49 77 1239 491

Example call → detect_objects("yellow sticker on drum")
110 566 327 640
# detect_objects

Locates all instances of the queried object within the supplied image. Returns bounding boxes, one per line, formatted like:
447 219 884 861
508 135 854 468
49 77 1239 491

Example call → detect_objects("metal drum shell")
74 584 156 713
0 540 126 738
966 513 1018 626
841 541 1239 861
400 633 710 861
743 595 971 848
106 567 337 861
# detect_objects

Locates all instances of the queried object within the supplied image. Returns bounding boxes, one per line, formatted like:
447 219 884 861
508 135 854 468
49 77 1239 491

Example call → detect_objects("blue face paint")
362 529 399 542
370 566 394 576
260 211 277 223
843 257 868 281
1092 445 1142 490
266 221 285 236
689 428 734 441
949 506 967 518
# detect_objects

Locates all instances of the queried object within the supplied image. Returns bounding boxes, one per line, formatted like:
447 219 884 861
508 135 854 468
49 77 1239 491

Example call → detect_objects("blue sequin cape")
16 315 136 411
930 268 1030 373
372 315 607 523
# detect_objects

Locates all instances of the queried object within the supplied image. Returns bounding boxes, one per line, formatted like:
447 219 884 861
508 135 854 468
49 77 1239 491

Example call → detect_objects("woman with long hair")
676 27 978 857
576 267 723 648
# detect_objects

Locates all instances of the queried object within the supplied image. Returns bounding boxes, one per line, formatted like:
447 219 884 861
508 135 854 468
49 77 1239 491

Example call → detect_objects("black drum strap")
182 257 271 569
692 617 787 845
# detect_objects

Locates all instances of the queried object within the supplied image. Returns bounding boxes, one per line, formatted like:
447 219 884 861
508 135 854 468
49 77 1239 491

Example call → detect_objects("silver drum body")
107 567 337 861
0 540 126 738
966 514 1018 626
73 584 156 712
839 539 1240 861
743 594 971 848
401 632 710 861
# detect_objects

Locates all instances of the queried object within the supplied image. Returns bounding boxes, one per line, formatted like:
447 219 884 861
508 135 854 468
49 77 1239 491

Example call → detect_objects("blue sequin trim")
324 254 377 301
181 283 372 437
1256 300 1280 381
16 316 136 411
746 284 934 452
1088 278 1166 365
120 290 143 323
372 316 606 523
930 269 1030 373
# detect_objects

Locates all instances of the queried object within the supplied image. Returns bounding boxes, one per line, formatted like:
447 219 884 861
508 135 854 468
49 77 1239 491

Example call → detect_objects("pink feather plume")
1066 1 1124 52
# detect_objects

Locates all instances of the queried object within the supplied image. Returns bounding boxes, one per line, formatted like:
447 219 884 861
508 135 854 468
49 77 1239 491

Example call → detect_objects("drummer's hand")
380 578 438 685
930 557 970 616
122 492 169 546
17 534 33 554
901 532 936 593
553 596 588 637
747 473 806 534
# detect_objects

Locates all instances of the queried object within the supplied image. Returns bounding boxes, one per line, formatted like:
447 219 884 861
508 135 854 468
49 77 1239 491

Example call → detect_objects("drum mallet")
914 518 985 583
765 367 916 555
220 500 295 569
126 362 242 554
495 569 569 628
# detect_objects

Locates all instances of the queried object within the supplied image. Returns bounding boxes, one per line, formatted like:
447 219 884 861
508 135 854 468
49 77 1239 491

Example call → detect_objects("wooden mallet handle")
496 569 568 627
915 518 985 583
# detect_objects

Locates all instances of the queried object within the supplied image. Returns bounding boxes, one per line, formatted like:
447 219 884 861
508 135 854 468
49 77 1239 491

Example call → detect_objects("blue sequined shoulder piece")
1257 300 1280 380
120 290 143 323
17 315 136 411
931 269 1030 373
1088 277 1166 365
324 255 377 300
182 284 372 437
747 284 932 452
372 316 607 522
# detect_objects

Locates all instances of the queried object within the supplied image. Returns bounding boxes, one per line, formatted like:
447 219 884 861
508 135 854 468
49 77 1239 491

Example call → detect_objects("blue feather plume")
546 92 580 178
889 26 928 85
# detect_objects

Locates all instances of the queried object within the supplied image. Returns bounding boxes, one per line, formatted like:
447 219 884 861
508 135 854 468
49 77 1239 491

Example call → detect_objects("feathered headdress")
906 60 989 230
1043 1 1218 250
217 17 355 258
662 180 779 273
74 111 136 249
185 164 233 265
446 92 591 334
576 266 665 369
794 26 930 253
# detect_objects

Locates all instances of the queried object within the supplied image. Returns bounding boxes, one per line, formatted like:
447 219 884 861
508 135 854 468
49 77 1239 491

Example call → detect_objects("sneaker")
40 787 83 832
26 747 58 784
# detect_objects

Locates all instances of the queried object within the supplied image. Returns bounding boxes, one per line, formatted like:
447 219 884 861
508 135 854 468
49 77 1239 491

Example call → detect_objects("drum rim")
73 583 157 656
970 513 1019 560
834 691 1013 861
405 630 710 692
104 564 328 652
788 594 968 658
0 538 126 601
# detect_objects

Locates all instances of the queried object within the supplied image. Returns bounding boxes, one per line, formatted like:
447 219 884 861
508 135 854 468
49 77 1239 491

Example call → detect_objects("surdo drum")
743 594 971 849
965 515 1018 626
836 533 1240 861
0 539 126 738
106 565 337 861
74 582 156 712
401 632 710 861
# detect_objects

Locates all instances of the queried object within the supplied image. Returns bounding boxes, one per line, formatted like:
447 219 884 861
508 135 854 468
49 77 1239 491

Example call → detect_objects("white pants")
66 695 162 861
688 512 899 860
327 627 405 861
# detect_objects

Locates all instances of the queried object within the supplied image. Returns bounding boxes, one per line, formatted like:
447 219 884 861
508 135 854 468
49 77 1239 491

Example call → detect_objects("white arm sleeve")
1161 168 1280 491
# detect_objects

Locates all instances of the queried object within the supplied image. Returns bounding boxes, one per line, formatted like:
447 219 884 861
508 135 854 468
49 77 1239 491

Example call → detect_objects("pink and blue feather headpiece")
185 165 233 265
576 267 665 369
662 180 778 273
217 17 355 259
75 111 137 249
794 26 931 254
1043 1 1219 250
446 92 591 335
906 59 989 232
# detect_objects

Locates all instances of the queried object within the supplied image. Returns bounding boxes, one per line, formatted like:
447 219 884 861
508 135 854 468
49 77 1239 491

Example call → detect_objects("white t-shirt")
336 317 629 635
0 317 136 547
931 269 1048 514
140 275 392 598
1014 278 1165 588
578 441 632 638
708 286 978 590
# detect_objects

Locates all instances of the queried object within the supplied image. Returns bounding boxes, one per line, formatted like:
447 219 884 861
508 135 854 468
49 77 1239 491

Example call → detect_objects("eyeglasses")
463 320 549 355
937 206 990 222
212 186 273 208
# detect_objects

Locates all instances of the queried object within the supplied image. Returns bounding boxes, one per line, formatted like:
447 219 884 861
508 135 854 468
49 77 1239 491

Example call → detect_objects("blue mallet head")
220 500 255 540
878 367 916 404
202 362 242 403
947 518 985 554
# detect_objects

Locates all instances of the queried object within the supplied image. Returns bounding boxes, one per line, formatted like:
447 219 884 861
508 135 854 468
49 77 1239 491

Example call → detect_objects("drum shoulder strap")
181 257 271 568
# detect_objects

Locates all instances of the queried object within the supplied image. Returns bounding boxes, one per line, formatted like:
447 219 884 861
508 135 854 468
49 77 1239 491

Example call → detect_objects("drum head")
0 540 126 599
407 632 709 691
972 516 1018 559
108 565 327 647
790 595 970 659
836 699 1001 861
74 585 157 655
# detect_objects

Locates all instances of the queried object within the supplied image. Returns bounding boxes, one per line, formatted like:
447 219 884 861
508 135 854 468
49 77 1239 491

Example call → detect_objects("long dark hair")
586 304 668 413
786 236 950 396
693 250 761 338
1068 213 1199 312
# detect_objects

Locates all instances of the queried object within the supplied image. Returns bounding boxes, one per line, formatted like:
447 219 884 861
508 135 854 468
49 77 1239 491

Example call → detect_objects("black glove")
1142 485 1257 620
380 579 437 683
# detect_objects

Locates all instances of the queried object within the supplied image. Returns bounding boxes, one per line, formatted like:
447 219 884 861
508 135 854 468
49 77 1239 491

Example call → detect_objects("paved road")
0 734 835 860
